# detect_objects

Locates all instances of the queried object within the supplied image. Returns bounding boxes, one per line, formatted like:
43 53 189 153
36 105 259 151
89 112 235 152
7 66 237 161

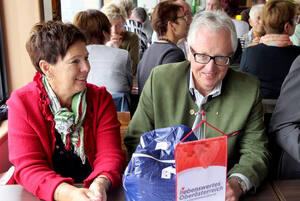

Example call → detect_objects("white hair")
187 10 238 53
249 4 264 20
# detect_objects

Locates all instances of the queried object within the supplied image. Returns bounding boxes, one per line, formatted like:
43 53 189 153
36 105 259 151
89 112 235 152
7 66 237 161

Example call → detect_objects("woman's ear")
168 21 176 32
283 22 295 36
249 18 254 28
102 30 111 44
39 60 51 76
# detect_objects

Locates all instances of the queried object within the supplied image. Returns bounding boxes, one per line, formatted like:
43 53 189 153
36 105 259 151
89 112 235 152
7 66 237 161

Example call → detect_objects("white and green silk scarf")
42 75 87 164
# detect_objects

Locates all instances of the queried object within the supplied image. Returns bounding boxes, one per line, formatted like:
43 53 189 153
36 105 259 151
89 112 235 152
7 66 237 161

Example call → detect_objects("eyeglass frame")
188 46 232 66
176 15 188 22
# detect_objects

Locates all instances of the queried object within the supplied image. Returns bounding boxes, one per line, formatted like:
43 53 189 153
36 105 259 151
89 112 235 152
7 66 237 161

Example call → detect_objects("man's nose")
204 59 216 70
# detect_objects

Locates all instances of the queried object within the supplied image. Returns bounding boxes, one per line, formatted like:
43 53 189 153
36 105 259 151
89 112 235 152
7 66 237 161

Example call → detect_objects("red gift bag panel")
175 136 227 201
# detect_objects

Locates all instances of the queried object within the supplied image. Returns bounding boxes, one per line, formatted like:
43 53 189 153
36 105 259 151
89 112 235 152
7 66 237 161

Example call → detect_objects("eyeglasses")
189 46 231 66
177 15 188 22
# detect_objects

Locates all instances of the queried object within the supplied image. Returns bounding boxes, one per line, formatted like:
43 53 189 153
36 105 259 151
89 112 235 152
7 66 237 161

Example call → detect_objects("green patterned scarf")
42 75 87 164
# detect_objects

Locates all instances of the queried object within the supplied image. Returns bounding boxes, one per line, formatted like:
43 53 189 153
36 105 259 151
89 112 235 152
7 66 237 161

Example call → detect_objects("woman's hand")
105 34 123 48
248 37 260 47
88 176 111 201
225 178 243 201
54 182 93 201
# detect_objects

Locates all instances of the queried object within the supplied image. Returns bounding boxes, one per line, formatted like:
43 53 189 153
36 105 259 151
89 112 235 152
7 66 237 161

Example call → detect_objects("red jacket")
7 72 125 201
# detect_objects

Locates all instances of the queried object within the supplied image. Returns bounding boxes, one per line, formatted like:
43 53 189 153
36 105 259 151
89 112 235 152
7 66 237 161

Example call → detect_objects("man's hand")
225 178 243 201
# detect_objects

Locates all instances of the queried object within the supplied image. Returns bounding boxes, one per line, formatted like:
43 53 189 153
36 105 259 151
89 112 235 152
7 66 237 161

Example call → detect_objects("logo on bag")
178 182 223 200
180 187 185 195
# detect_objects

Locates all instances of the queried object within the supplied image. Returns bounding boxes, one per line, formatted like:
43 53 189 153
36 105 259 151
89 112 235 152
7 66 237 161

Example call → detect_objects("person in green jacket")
125 10 270 201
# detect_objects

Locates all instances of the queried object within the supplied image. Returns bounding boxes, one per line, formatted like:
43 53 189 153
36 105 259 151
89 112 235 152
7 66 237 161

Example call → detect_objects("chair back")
117 112 130 161
112 93 129 112
0 120 9 173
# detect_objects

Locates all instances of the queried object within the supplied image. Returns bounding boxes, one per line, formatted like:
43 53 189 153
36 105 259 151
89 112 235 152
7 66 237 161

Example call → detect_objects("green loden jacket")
125 60 270 189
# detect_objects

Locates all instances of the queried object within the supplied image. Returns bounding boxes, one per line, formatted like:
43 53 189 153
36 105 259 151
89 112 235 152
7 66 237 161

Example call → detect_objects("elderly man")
205 0 222 10
125 10 270 200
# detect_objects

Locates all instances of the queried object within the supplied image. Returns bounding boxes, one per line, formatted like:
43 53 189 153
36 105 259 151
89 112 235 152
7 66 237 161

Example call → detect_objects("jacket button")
189 109 195 115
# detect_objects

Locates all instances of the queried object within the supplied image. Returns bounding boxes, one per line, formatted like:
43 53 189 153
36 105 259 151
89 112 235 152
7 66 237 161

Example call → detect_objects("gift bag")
175 136 227 201
174 114 238 201
123 125 197 201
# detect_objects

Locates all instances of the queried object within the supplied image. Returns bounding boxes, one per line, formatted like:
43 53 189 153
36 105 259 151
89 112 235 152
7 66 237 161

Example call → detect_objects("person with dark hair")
132 7 147 23
73 9 133 104
7 21 125 201
125 7 151 59
137 0 187 94
222 0 249 38
240 0 300 99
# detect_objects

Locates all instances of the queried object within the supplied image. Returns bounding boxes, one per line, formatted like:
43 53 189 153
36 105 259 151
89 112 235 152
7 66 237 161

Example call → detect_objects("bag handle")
179 110 239 144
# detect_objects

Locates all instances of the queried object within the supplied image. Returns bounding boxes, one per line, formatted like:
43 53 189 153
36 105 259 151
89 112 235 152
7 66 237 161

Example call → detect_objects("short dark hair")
26 21 86 73
73 9 111 45
222 0 239 17
132 7 148 23
151 1 183 36
263 0 296 34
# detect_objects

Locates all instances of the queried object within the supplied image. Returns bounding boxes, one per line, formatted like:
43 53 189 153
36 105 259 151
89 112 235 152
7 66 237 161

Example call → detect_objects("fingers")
88 179 107 201
225 182 236 201
87 190 106 201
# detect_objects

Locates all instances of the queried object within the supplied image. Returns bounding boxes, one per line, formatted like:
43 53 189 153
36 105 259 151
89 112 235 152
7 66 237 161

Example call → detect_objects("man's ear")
39 60 51 76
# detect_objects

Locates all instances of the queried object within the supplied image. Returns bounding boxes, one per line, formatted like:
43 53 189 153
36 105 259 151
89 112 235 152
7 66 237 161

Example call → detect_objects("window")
0 12 9 105
61 0 102 23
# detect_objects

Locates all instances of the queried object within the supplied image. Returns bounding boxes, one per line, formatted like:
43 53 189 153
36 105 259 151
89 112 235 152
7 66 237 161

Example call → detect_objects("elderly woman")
101 3 139 75
137 0 187 95
73 9 133 106
7 21 125 201
240 4 265 50
240 0 300 99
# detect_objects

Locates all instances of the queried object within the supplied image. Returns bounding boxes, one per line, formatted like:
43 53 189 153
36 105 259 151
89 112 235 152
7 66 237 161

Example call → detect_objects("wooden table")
0 184 125 201
242 182 279 201
0 185 40 201
272 180 300 201
1 180 300 201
